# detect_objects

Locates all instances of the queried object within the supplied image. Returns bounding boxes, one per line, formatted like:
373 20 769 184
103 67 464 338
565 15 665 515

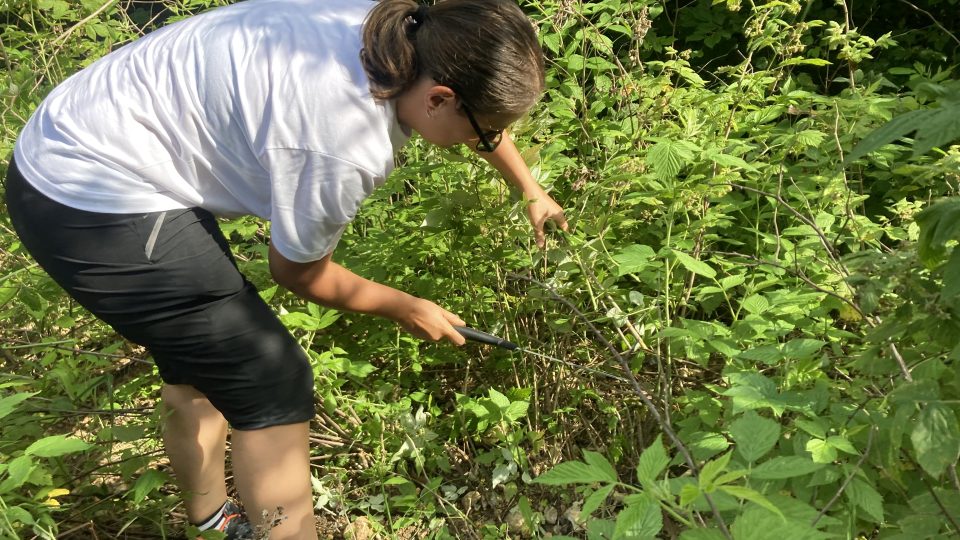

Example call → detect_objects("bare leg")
231 422 317 539
161 384 229 523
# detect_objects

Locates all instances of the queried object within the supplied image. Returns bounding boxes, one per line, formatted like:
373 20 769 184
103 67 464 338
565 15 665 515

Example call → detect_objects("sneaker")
195 500 255 540
221 500 255 540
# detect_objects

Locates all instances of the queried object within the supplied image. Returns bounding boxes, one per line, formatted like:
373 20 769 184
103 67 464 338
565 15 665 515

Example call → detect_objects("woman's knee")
161 384 222 419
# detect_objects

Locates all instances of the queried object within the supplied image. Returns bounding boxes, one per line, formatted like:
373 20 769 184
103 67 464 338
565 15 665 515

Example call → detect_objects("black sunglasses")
460 102 504 153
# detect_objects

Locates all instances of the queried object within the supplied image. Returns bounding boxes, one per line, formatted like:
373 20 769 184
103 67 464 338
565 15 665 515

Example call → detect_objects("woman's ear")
424 85 457 117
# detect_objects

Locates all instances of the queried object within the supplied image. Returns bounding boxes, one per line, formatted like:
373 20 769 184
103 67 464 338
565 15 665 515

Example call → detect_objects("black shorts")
4 159 314 430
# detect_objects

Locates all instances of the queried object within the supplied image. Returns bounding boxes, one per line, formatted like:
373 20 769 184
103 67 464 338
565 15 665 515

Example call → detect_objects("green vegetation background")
1 0 959 538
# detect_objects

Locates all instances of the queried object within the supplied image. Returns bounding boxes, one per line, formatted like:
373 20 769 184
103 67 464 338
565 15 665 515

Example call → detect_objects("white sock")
194 501 228 531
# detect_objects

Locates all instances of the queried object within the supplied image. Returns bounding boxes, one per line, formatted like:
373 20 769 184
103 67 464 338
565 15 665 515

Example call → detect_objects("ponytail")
361 0 545 117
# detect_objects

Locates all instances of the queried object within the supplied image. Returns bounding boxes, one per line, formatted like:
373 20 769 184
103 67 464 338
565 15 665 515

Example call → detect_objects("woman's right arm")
267 243 466 345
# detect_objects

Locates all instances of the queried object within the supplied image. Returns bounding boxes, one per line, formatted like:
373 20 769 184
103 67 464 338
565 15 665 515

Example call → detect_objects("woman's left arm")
477 131 569 248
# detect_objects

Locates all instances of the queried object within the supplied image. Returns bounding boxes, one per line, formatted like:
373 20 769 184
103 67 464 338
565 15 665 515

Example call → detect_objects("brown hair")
361 0 545 117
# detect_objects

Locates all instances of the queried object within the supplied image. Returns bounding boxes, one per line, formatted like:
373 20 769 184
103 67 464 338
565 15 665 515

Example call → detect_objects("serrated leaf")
131 469 170 503
648 139 698 180
780 57 832 67
913 103 960 156
0 455 34 493
826 436 858 455
673 250 717 279
751 456 824 480
699 451 733 490
582 484 615 519
806 438 837 464
943 248 960 300
916 198 960 266
910 402 960 478
613 496 662 539
740 295 769 314
504 401 529 422
534 460 616 486
729 411 781 462
706 151 759 172
846 477 884 523
583 451 618 483
25 435 92 458
0 392 37 421
737 345 782 365
846 108 938 162
636 435 670 485
782 339 826 360
613 244 657 276
720 274 746 290
488 389 511 410
794 418 827 439
720 485 784 519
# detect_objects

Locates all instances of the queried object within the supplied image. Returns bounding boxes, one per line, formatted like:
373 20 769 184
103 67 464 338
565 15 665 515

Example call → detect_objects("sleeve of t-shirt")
264 148 380 263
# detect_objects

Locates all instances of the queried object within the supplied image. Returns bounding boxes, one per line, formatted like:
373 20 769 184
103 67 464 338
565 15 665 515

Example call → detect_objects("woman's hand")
475 132 570 248
269 246 466 346
398 297 467 346
524 186 569 249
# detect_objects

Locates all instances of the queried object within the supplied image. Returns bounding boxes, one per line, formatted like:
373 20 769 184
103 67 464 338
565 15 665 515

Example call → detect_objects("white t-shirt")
14 0 409 262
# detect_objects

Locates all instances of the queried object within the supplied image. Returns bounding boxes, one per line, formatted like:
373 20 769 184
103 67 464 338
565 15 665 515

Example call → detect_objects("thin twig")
897 0 960 47
51 0 120 46
811 425 876 526
925 477 960 535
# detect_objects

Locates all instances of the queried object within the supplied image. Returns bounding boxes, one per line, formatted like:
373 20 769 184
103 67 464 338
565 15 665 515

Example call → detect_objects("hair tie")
408 4 429 29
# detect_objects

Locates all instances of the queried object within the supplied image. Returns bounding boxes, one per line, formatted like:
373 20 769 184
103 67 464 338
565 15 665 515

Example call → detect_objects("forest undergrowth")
2 0 960 538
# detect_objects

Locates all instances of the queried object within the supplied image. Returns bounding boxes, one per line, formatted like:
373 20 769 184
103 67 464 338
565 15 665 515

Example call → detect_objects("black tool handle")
454 326 518 350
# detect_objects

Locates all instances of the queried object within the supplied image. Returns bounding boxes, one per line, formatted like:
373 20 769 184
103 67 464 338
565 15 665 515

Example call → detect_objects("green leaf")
805 439 837 464
740 295 769 314
131 469 171 503
910 402 960 478
0 392 36 421
25 435 92 458
943 248 960 301
534 460 617 486
647 138 698 180
846 477 884 523
782 339 826 361
719 485 785 519
673 250 717 279
488 389 511 410
0 455 35 494
916 198 960 266
583 451 618 483
5 505 34 525
846 108 938 162
0 284 17 308
794 418 827 439
699 451 732 490
779 57 832 67
912 102 960 156
751 456 824 480
613 496 662 539
636 435 670 485
737 345 782 365
504 401 529 423
826 436 858 455
613 244 657 276
706 151 759 172
582 484 616 519
729 411 781 462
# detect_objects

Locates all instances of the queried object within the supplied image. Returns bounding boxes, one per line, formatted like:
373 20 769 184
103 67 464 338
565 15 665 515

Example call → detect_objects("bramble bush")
1 0 959 538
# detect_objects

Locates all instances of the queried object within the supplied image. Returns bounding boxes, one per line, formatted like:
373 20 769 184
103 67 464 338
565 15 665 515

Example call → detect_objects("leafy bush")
1 0 959 537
